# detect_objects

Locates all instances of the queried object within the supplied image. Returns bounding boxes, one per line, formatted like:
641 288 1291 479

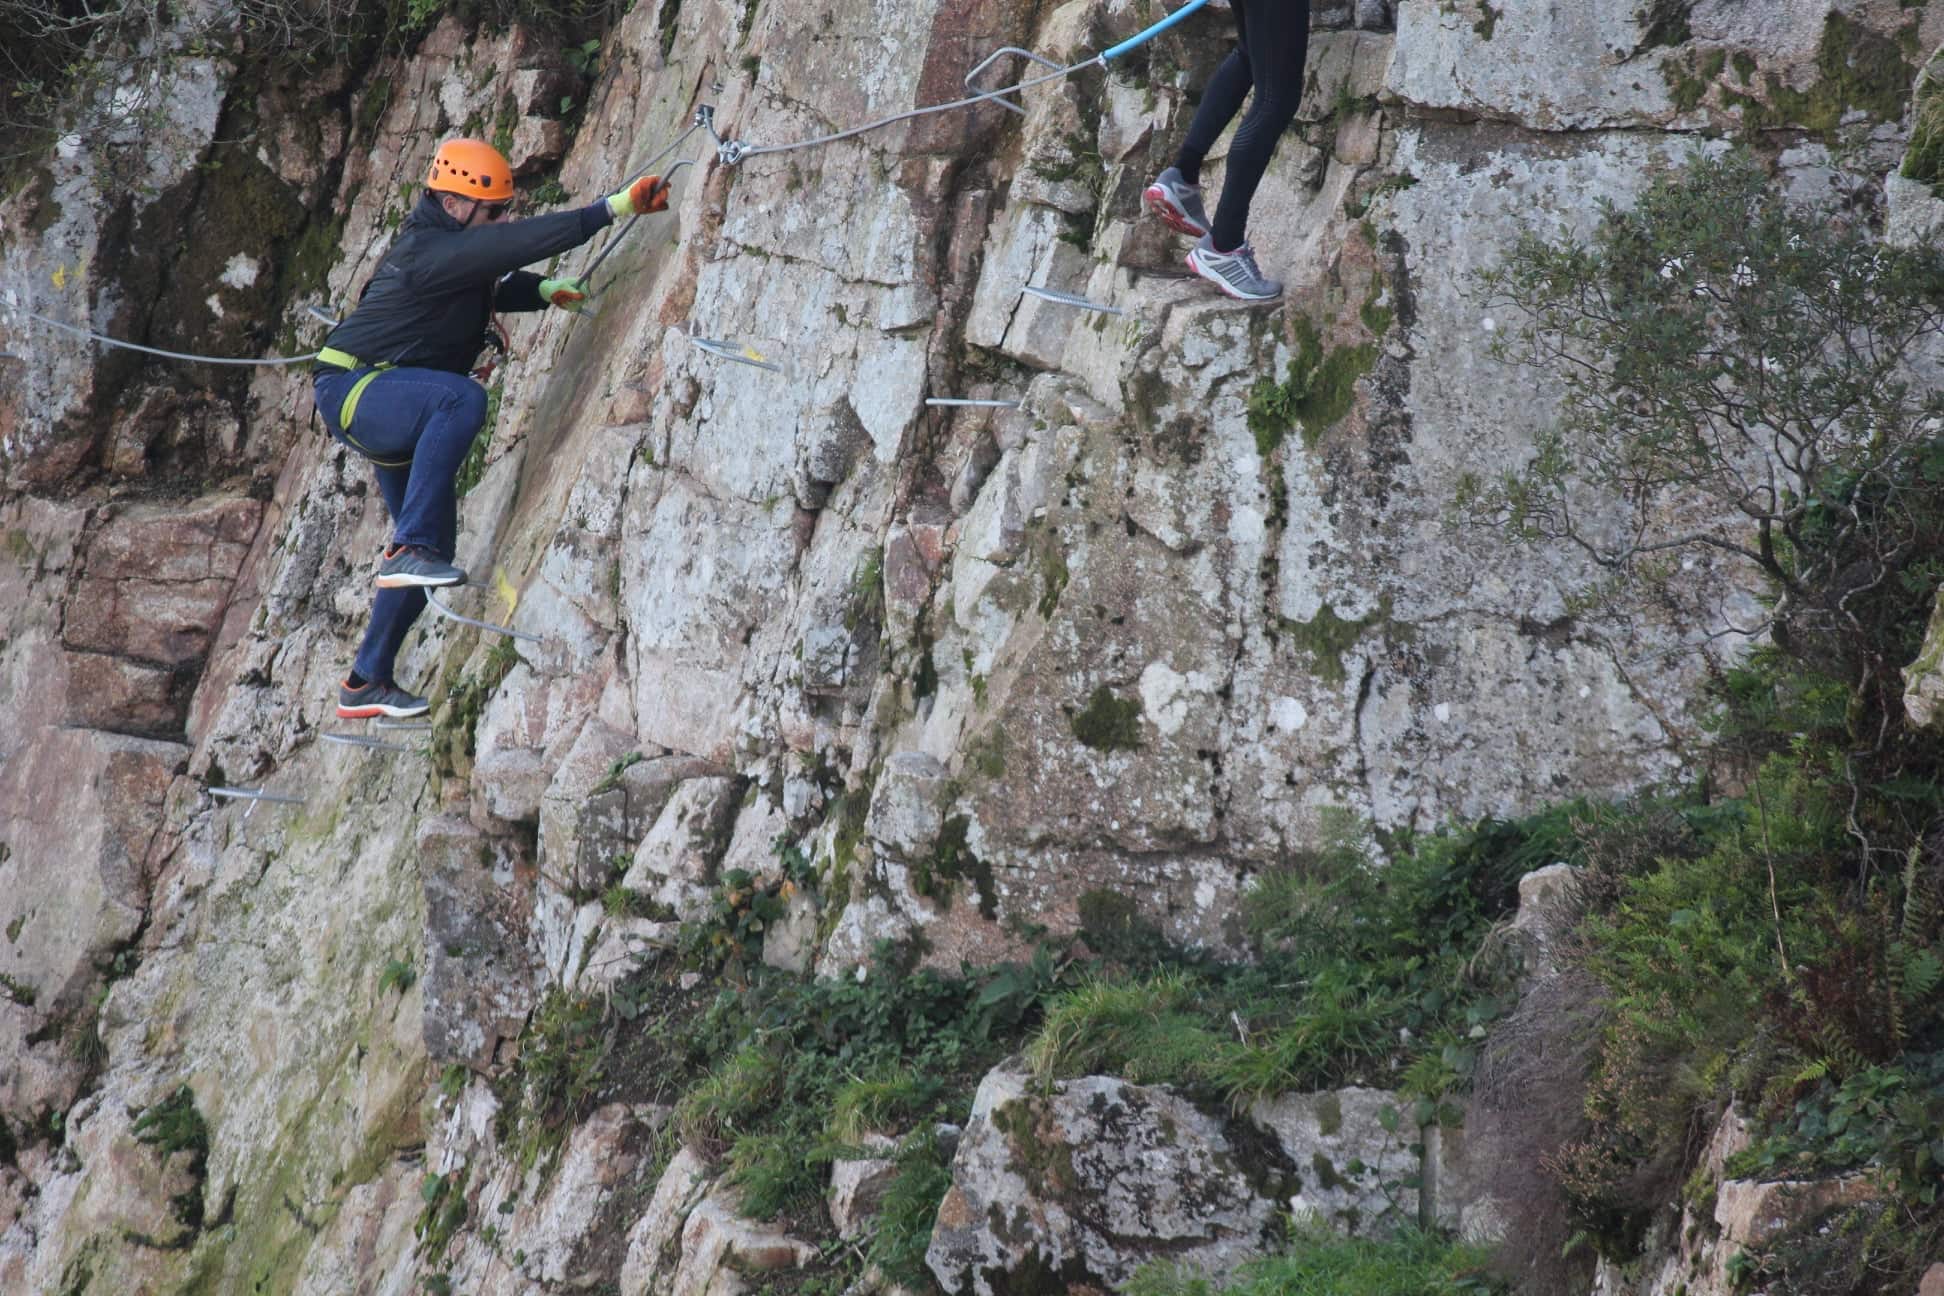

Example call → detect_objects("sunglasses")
476 199 512 219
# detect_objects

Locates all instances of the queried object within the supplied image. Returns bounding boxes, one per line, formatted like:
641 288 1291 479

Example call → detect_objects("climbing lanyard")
578 107 715 293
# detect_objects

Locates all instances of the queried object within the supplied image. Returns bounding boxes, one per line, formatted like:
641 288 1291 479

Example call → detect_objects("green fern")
1901 947 1943 1006
1789 1056 1831 1087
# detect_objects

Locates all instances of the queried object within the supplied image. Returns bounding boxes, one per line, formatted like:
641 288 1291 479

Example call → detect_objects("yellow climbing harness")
316 346 407 467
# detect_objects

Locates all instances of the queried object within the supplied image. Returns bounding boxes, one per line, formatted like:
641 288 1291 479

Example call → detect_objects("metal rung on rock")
926 398 1021 408
1022 285 1125 316
209 787 306 805
375 719 432 732
321 732 422 754
962 46 1065 115
426 589 544 644
688 334 784 373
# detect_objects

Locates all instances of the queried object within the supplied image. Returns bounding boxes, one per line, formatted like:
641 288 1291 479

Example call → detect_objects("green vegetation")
131 1085 210 1231
1024 808 1552 1116
1280 601 1386 685
430 634 522 782
503 989 608 1171
911 814 998 920
1633 0 1691 51
1903 63 1944 191
0 972 35 1007
377 959 417 996
1467 147 1944 667
1126 1226 1501 1295
1465 143 1944 1288
1247 317 1377 456
866 1130 956 1289
673 939 1055 1221
1722 13 1915 134
414 1166 468 1264
1071 684 1143 751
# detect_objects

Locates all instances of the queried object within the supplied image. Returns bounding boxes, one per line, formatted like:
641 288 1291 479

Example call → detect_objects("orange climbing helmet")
426 139 514 200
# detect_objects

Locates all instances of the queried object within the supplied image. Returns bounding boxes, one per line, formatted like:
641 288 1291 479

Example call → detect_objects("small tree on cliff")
1460 148 1944 724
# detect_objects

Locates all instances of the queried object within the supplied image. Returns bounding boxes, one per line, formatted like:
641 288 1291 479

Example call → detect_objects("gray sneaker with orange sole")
337 679 430 719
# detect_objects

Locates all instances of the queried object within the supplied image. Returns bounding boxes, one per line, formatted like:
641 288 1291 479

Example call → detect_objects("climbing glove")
538 276 590 311
606 174 670 219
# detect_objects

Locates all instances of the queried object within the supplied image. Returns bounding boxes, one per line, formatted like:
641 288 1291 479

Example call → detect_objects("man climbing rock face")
313 137 670 719
1144 0 1311 302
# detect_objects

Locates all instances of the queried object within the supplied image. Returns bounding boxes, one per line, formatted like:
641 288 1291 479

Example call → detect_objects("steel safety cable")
579 116 710 284
722 0 1213 163
22 311 321 366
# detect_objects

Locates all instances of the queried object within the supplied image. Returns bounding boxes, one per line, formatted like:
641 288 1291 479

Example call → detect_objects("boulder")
623 776 742 921
620 1147 715 1296
865 751 949 859
829 1133 899 1240
927 1068 1276 1294
1249 1087 1420 1234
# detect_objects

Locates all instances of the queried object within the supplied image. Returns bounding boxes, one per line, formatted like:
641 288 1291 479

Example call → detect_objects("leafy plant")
564 36 600 76
1463 147 1944 696
414 1167 468 1263
1124 1225 1502 1296
866 1130 955 1289
378 959 417 996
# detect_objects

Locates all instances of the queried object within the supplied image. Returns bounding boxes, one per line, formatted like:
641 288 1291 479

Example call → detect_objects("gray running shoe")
374 545 466 589
1143 167 1211 238
1186 235 1283 302
337 678 430 719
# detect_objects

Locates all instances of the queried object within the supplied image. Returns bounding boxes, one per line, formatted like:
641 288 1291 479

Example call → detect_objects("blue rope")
1099 0 1214 64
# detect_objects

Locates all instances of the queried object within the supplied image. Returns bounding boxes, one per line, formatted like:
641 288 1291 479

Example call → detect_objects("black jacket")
322 193 614 373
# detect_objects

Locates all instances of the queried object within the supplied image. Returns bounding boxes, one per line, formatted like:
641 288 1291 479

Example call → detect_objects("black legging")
1172 0 1311 252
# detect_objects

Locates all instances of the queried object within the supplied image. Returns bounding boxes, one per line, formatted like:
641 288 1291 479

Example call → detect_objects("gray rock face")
3 0 1940 1290
1905 593 1944 729
420 816 535 1070
927 1069 1278 1294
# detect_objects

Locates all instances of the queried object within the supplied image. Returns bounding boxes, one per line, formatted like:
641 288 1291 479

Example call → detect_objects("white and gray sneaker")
1186 235 1283 303
1142 167 1211 238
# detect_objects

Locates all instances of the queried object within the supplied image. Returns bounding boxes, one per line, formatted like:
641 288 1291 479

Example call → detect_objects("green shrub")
1026 972 1223 1088
673 945 1063 1220
866 1131 955 1290
1124 1226 1503 1296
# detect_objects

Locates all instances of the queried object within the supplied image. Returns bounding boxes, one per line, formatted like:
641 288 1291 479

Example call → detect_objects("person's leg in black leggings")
1211 0 1309 252
1172 3 1255 188
1172 0 1311 252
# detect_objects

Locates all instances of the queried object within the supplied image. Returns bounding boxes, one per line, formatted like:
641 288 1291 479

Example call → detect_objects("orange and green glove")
538 276 590 311
606 174 670 219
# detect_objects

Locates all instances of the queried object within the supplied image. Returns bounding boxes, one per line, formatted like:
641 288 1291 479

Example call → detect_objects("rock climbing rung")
426 589 544 644
962 46 1065 115
1022 285 1124 316
321 732 421 754
688 334 784 373
209 786 306 805
926 398 1020 408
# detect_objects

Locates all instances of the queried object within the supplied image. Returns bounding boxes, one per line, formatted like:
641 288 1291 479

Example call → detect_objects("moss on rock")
1070 685 1142 752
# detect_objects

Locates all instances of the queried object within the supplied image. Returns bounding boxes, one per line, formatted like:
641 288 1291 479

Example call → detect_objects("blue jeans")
313 366 487 684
